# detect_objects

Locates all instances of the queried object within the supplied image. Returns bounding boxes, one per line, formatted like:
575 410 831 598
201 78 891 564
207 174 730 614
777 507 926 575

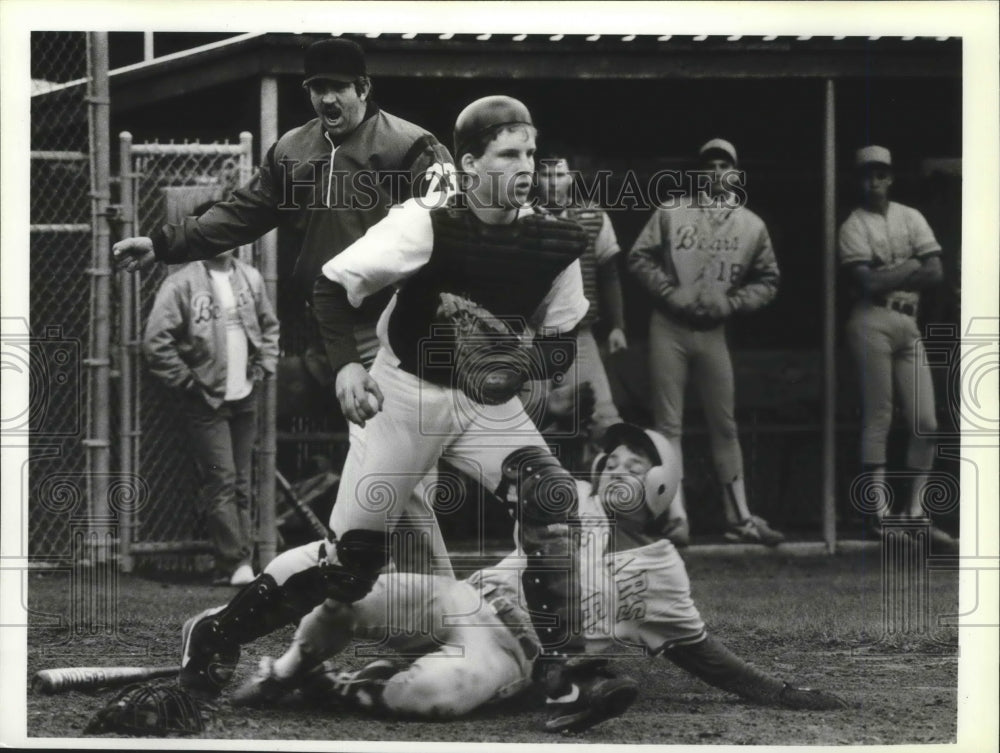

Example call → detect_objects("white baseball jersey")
837 200 942 308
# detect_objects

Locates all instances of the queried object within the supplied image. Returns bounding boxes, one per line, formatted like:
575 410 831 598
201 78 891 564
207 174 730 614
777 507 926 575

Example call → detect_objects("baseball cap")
453 95 534 160
699 138 738 166
303 38 367 85
855 145 892 169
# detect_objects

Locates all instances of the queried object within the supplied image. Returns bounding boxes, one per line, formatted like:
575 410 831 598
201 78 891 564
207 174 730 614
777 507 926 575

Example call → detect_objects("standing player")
172 95 641 734
112 37 457 573
627 138 783 545
838 145 957 551
229 423 847 719
533 148 629 469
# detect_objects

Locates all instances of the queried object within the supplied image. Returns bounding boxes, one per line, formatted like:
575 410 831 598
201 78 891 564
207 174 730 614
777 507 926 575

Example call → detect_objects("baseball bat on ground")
276 469 332 539
32 665 179 693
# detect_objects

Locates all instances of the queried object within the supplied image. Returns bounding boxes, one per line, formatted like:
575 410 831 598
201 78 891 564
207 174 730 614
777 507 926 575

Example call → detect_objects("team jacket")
628 196 780 323
150 103 454 317
316 195 590 387
837 201 942 308
142 259 280 409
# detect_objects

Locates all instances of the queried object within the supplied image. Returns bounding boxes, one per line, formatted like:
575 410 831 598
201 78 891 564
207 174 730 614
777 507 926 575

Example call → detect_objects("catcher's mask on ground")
83 682 208 736
592 423 678 518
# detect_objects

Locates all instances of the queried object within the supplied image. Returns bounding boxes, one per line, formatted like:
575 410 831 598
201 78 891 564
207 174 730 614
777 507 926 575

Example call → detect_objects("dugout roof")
33 32 961 111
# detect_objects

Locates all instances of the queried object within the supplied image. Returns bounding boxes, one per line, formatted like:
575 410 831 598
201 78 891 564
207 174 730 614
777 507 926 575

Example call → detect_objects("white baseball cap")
856 145 892 168
699 138 738 166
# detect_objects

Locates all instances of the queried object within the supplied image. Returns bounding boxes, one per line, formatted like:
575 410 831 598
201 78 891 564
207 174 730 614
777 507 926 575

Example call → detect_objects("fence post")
117 131 137 572
85 31 113 564
254 80 279 566
821 78 838 554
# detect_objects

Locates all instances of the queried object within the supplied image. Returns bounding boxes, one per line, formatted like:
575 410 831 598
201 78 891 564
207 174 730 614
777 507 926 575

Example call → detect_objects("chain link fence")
28 32 92 561
119 136 255 571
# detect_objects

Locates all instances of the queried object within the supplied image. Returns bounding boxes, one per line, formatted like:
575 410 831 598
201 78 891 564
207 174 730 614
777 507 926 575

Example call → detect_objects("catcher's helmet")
592 423 679 519
453 95 534 161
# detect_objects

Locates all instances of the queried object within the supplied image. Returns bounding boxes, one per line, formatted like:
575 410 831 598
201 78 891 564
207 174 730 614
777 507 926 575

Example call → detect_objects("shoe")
543 660 639 734
879 516 960 555
662 517 690 548
777 682 850 711
230 563 255 586
231 656 295 708
299 658 402 710
724 515 785 546
179 606 240 699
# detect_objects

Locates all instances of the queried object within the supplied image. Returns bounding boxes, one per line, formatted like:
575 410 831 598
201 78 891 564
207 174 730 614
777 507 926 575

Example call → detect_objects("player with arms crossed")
229 422 847 720
628 138 783 545
171 95 640 733
838 145 957 551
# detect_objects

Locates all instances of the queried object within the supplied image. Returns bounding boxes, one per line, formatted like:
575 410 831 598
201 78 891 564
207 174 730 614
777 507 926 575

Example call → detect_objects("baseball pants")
845 303 937 470
356 324 452 577
648 309 743 483
330 348 548 537
546 325 623 440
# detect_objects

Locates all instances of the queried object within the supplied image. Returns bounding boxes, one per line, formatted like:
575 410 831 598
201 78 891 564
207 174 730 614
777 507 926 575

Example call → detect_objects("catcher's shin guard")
662 633 848 710
319 528 390 603
180 568 329 697
501 447 583 656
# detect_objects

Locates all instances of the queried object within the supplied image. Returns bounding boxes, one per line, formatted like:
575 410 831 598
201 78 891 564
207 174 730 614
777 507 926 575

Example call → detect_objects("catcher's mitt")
435 292 535 405
83 682 210 736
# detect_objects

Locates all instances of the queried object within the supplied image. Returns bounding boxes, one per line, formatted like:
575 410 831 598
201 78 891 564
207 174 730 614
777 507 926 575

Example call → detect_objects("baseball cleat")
299 658 402 710
179 606 240 699
777 682 850 711
543 663 639 733
231 656 297 708
724 515 785 546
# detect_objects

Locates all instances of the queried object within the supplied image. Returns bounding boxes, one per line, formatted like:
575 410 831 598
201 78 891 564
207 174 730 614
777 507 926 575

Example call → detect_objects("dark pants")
182 387 258 573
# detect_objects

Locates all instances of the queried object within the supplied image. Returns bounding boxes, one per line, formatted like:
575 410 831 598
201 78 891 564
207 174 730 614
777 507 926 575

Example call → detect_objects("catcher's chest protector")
562 207 604 324
389 207 586 379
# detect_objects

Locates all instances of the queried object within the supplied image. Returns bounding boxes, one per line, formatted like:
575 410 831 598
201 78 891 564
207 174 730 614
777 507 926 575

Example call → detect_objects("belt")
873 297 917 318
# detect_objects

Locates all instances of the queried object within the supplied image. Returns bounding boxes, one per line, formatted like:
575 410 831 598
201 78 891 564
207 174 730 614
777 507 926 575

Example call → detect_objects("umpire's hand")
335 362 384 428
112 236 157 273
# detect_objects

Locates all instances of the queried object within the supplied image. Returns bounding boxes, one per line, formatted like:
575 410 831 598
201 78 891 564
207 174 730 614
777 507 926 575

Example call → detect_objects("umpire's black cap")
303 38 367 85
453 95 534 160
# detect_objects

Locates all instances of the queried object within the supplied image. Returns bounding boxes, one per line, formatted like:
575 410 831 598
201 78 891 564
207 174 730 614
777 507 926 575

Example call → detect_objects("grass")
23 548 960 744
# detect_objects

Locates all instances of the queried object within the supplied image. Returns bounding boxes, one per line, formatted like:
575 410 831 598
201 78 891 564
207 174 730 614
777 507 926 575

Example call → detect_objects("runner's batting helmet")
592 423 679 518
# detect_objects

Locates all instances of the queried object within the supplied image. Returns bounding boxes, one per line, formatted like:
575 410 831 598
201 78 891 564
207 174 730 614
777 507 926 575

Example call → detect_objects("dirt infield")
24 549 958 745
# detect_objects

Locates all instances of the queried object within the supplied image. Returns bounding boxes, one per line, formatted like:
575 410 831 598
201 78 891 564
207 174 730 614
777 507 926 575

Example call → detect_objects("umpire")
113 37 454 362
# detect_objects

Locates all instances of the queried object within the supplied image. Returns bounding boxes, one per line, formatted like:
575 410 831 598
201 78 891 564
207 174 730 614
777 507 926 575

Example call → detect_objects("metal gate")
115 134 262 572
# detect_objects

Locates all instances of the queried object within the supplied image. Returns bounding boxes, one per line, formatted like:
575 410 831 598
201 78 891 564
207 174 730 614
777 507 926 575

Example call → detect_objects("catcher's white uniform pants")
845 303 937 469
331 348 548 539
648 309 743 483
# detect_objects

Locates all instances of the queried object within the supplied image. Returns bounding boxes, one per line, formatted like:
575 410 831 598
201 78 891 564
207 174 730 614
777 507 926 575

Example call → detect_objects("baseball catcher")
173 95 642 734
